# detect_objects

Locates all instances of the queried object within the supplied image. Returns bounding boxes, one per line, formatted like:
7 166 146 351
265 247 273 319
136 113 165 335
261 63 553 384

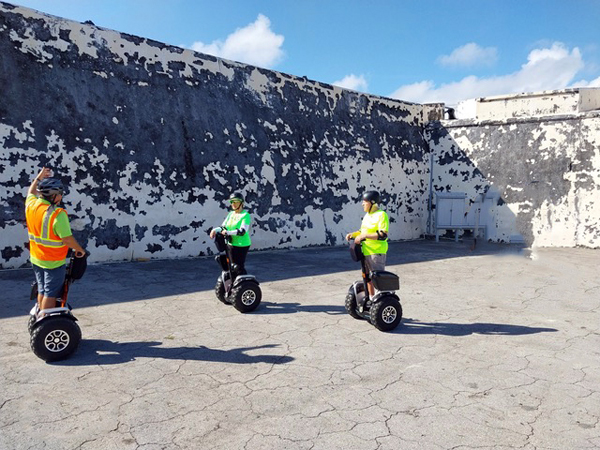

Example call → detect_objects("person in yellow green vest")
209 192 252 276
345 190 389 297
25 167 86 315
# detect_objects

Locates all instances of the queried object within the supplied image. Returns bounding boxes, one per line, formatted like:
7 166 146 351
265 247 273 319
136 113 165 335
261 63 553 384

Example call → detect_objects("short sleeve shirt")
53 209 72 238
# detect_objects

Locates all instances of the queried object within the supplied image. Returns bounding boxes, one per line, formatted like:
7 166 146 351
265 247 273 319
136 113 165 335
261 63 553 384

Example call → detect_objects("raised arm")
27 167 52 196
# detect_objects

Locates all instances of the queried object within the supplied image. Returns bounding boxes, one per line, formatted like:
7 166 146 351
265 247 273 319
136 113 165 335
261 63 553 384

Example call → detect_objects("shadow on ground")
54 341 294 366
254 302 346 315
251 305 559 334
52 318 556 367
394 318 558 336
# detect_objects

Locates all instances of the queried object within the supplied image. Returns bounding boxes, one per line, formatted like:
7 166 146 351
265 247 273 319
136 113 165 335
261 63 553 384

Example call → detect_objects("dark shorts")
365 254 386 273
32 264 66 298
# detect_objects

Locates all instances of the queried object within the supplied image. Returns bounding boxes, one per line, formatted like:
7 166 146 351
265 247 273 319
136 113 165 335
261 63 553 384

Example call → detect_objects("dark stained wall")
0 3 441 268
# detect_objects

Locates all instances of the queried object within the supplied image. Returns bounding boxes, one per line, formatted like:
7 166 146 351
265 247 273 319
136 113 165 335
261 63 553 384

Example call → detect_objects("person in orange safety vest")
26 167 86 315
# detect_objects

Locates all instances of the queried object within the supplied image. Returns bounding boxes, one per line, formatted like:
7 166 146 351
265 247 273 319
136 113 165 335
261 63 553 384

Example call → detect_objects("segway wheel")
231 281 261 313
344 292 362 320
30 317 81 362
28 315 37 335
215 277 230 305
369 296 402 332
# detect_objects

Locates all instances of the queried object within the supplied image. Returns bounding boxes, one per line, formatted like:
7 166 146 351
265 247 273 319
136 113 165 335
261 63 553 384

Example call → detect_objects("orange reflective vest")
26 197 69 262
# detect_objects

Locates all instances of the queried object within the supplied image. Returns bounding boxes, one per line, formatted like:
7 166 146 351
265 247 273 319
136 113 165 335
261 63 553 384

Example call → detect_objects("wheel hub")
241 290 256 305
44 329 70 352
381 305 397 324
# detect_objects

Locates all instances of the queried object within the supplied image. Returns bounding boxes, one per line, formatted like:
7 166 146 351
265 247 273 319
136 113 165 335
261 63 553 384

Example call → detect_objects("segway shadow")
345 242 402 331
213 233 261 313
28 252 89 362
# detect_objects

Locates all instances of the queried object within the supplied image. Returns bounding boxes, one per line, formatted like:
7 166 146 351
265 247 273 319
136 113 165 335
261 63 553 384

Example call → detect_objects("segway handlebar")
349 240 364 262
66 250 90 281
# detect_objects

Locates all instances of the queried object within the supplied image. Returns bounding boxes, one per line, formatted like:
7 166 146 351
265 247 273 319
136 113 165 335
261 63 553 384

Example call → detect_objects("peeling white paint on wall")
430 93 600 248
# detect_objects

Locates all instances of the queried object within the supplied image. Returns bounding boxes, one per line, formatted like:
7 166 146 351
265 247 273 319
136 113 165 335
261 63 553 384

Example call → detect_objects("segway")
345 242 402 331
213 233 261 313
28 252 89 361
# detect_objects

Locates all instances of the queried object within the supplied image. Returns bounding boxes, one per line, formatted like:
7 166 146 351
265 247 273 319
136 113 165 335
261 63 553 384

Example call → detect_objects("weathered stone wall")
474 89 600 120
426 113 600 248
4 3 596 270
0 3 439 269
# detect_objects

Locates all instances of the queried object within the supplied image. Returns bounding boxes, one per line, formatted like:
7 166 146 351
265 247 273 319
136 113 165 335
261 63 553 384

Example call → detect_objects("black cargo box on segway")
345 241 402 331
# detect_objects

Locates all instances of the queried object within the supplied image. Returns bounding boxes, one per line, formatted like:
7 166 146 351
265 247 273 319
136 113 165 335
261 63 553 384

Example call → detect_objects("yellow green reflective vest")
223 210 251 247
360 209 389 256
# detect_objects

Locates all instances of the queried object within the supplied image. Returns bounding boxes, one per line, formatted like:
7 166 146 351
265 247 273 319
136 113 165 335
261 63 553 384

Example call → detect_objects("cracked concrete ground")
1 240 599 450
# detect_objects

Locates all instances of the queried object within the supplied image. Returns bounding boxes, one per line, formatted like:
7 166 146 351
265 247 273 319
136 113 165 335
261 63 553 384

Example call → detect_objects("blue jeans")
32 264 66 298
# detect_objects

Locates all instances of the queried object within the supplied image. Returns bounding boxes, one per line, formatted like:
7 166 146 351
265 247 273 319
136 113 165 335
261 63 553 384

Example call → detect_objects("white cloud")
588 76 600 87
438 42 498 67
391 42 586 105
332 74 368 92
571 75 600 88
190 14 284 68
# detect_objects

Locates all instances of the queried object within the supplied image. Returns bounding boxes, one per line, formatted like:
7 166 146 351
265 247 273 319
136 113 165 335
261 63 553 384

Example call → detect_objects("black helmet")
229 192 244 203
362 190 380 204
38 178 64 197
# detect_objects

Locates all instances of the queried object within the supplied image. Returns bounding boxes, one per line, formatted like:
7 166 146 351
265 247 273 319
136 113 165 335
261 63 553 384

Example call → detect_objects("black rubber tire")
30 317 82 362
231 281 261 313
345 292 362 320
215 277 230 305
28 315 37 335
369 296 402 331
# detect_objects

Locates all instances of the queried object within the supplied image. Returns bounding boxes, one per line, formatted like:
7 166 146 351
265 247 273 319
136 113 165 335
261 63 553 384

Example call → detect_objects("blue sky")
11 0 600 106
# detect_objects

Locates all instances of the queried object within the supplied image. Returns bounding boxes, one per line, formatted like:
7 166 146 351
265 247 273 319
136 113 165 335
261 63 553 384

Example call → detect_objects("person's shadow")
395 318 558 335
57 340 294 366
255 301 346 315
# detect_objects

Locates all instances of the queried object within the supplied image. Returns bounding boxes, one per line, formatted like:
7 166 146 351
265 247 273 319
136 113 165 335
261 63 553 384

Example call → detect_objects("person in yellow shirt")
345 190 389 297
25 167 86 314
